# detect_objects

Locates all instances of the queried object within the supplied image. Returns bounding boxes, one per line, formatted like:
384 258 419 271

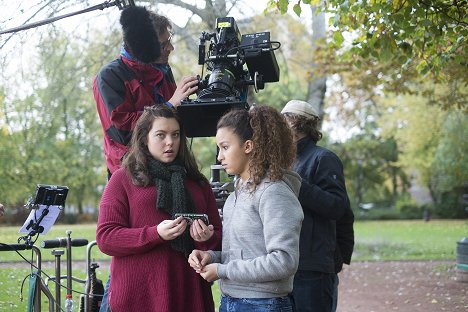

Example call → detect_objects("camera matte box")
178 100 249 137
241 32 280 83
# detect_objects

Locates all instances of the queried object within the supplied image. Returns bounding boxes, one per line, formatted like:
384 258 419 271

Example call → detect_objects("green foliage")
434 191 466 219
395 193 423 219
431 111 468 209
358 207 402 220
337 131 408 211
241 14 310 110
379 93 467 218
0 27 116 211
189 137 218 179
1 1 465 222
357 195 424 221
268 0 468 110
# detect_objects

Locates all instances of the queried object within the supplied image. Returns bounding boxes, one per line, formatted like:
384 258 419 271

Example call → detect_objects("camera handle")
209 162 235 218
198 32 216 65
253 71 265 93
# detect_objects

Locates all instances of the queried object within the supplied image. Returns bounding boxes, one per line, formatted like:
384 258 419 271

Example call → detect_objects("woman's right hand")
188 249 211 272
157 216 188 241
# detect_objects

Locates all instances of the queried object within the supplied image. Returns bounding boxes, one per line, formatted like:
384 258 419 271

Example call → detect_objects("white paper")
19 205 62 235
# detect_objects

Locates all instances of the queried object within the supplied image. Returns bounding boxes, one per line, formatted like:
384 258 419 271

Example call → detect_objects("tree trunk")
306 5 327 127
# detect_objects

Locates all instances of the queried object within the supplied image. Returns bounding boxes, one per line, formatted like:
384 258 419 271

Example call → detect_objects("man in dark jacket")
93 6 198 178
282 99 355 312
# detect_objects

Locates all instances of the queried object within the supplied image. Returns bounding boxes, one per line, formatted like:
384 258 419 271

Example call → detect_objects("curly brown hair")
122 105 207 186
283 112 322 143
149 12 172 37
217 105 296 188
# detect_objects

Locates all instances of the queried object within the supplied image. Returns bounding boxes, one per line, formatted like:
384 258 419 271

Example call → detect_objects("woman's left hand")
190 219 214 242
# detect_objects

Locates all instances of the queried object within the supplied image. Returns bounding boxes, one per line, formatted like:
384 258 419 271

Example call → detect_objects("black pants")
290 271 335 312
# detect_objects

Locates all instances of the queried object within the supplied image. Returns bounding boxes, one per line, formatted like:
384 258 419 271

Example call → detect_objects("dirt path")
2 259 466 311
337 260 467 312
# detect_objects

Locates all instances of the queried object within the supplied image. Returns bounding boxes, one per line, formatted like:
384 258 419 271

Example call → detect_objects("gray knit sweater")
208 170 304 298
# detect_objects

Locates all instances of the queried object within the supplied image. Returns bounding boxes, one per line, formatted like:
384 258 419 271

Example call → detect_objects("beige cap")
281 100 320 118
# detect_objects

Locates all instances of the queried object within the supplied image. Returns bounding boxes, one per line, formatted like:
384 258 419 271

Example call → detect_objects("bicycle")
0 230 103 312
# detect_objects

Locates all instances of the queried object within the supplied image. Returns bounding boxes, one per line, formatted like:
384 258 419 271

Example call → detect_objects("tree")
269 0 468 110
4 0 464 220
336 120 409 211
431 110 468 217
379 93 443 199
0 27 114 212
0 1 237 212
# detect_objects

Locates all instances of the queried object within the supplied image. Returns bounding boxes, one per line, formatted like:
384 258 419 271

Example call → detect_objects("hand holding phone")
174 213 209 225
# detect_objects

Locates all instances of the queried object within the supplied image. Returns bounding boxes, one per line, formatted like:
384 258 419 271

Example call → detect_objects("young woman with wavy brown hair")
97 105 222 312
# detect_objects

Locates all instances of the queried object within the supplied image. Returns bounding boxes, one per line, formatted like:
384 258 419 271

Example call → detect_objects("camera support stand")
19 184 69 242
24 206 51 242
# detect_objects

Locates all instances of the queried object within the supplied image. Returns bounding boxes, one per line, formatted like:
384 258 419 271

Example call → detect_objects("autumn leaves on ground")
338 260 467 312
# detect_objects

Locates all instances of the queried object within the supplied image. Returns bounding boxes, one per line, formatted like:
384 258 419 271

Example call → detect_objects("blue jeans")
290 271 334 312
99 275 110 312
220 295 293 312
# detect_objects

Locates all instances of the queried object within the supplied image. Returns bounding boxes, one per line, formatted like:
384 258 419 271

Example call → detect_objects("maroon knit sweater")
96 168 222 312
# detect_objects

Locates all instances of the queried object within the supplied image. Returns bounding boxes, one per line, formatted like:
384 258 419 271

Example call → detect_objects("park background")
0 0 466 221
0 0 466 311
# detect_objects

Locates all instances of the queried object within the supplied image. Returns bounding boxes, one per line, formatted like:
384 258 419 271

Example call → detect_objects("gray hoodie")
208 170 304 298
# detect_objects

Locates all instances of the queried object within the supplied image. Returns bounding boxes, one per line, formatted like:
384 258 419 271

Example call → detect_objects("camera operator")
93 5 198 180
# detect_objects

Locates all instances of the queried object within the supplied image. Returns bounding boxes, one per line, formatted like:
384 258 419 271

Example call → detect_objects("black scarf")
148 159 195 258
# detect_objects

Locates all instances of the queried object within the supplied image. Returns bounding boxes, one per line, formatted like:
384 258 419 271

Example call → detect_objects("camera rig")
178 17 281 214
178 17 281 138
20 184 69 242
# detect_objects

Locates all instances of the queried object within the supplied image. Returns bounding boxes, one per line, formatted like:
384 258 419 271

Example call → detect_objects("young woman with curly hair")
188 105 304 312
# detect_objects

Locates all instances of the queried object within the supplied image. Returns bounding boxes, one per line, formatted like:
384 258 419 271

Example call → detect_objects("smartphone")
174 213 209 225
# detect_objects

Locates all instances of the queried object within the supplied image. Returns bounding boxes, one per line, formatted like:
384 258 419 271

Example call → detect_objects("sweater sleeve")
96 171 164 257
194 182 222 251
299 154 349 220
217 183 303 283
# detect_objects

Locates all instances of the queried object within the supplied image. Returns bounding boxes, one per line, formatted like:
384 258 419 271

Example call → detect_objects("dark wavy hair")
283 113 322 143
122 105 207 186
149 12 172 37
217 105 296 188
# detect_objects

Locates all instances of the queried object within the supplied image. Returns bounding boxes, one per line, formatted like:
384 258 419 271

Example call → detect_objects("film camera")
178 17 281 138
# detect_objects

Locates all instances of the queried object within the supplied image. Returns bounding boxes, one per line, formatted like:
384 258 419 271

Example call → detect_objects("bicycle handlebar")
41 238 89 249
0 243 32 251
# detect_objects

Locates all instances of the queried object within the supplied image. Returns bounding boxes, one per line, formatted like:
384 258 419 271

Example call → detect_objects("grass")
0 219 466 311
0 224 109 262
352 220 467 261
